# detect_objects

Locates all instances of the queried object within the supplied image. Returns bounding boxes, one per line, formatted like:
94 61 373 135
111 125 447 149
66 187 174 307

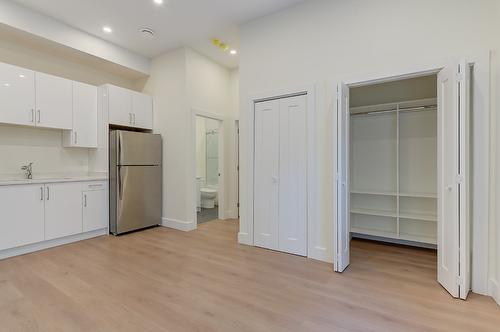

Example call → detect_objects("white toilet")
200 187 218 209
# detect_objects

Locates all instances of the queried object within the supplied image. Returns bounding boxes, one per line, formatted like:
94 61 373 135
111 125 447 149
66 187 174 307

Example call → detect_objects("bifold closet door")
254 100 280 250
437 62 470 299
253 95 308 255
279 96 307 256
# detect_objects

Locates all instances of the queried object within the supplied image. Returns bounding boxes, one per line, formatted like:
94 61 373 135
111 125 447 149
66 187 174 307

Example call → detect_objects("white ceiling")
11 0 304 69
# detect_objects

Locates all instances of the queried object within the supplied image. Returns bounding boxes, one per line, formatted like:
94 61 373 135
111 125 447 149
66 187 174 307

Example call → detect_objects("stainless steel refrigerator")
109 130 162 235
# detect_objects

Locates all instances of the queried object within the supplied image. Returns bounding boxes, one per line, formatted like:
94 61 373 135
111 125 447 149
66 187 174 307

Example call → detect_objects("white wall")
142 47 238 230
0 30 139 176
238 0 500 299
186 48 239 220
142 49 189 225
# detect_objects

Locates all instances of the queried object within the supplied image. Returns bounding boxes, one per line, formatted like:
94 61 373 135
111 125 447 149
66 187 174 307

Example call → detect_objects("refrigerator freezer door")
117 131 162 166
113 165 162 234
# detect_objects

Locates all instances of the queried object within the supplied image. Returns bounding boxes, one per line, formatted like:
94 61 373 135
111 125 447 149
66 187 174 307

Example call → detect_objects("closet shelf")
350 190 397 196
350 190 437 199
351 227 437 245
400 234 437 245
399 192 437 199
350 208 397 218
400 213 437 222
351 227 397 239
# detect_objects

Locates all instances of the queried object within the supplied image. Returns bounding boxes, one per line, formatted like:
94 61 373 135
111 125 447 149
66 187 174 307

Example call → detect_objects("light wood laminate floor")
0 219 498 332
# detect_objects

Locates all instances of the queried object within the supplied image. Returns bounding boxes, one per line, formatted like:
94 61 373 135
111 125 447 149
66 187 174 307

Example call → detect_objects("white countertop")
0 172 108 186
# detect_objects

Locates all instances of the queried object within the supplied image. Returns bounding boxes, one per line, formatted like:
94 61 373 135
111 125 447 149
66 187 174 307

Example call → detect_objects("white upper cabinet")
0 62 36 126
108 84 133 127
107 84 153 129
132 92 153 130
63 82 98 148
35 72 73 130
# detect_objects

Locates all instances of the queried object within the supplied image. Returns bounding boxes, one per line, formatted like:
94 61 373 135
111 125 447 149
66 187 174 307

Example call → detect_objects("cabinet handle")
129 113 132 124
46 186 50 201
31 109 34 123
84 194 87 207
37 109 41 123
40 187 44 201
133 113 136 125
74 132 78 144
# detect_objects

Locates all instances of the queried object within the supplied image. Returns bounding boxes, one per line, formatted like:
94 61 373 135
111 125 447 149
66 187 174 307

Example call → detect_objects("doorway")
195 115 223 224
335 62 471 300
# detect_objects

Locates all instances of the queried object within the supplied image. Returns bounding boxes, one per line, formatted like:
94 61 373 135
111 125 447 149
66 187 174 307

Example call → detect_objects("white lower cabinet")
0 180 108 257
44 182 83 240
0 185 44 251
83 189 108 232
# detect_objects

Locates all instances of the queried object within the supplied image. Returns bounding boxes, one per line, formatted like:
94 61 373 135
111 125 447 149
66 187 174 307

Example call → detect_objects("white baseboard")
308 245 332 263
0 228 108 260
224 209 238 220
238 232 252 245
489 279 500 306
162 218 196 232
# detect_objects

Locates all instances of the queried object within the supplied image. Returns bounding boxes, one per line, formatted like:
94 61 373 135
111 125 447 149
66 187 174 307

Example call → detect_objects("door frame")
192 108 225 225
239 85 317 257
332 51 490 295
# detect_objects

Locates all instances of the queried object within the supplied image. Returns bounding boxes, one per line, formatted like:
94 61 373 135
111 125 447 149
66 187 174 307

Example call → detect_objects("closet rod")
351 104 437 117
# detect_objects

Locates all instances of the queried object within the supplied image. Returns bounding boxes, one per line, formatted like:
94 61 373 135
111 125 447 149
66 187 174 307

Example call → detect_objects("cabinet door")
82 190 108 232
0 62 36 126
35 72 73 129
71 82 98 147
132 92 153 129
44 183 82 240
0 185 44 251
108 85 132 127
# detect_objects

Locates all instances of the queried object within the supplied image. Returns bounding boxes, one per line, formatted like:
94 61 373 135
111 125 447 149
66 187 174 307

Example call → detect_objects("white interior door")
278 95 307 256
335 83 350 272
254 100 280 250
437 62 470 299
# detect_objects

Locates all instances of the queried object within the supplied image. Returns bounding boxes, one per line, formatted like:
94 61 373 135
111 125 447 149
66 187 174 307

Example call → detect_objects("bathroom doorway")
195 114 223 224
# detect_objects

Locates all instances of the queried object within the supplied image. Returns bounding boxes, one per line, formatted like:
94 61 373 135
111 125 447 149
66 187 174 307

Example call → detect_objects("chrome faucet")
21 162 34 179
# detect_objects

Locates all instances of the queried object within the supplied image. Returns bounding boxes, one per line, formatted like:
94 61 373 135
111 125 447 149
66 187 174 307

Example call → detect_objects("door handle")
40 187 44 201
46 186 50 201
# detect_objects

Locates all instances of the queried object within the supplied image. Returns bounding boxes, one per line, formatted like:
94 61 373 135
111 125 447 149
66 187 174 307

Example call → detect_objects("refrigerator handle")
117 132 121 164
118 166 123 200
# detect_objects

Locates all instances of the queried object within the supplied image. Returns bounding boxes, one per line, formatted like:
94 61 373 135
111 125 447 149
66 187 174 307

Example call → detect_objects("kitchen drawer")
82 181 108 191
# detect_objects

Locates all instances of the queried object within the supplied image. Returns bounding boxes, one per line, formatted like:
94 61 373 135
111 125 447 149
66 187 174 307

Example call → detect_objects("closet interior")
349 75 438 248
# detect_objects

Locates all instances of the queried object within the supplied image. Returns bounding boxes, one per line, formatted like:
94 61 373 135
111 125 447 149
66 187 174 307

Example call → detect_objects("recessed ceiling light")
4 83 10 87
153 0 164 5
230 49 238 55
102 26 113 33
19 74 25 78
